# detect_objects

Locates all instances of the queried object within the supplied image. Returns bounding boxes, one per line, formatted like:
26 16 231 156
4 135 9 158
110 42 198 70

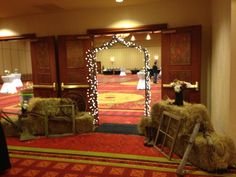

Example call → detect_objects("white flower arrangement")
170 79 192 93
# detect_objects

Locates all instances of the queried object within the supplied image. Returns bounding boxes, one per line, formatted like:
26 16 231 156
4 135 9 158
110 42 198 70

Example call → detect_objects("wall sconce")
146 33 151 40
130 35 136 41
154 55 159 60
110 57 115 67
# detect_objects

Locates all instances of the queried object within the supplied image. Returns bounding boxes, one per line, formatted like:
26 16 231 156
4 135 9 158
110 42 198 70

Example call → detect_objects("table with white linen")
120 68 126 76
137 71 146 90
0 75 17 94
11 73 23 88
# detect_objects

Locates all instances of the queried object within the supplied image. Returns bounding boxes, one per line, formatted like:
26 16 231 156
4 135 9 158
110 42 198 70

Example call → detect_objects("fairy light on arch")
85 35 151 124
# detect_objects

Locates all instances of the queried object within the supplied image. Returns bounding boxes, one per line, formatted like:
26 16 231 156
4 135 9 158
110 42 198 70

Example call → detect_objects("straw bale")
175 133 236 171
137 116 152 134
2 98 95 137
75 112 94 133
28 97 75 117
1 116 19 136
150 100 214 135
21 116 45 135
139 100 236 171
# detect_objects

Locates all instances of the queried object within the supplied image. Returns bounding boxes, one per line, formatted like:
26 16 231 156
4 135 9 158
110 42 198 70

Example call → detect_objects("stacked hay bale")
138 100 236 172
1 97 95 137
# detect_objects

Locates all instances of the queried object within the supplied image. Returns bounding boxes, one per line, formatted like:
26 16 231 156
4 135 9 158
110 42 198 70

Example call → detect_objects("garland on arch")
85 36 151 124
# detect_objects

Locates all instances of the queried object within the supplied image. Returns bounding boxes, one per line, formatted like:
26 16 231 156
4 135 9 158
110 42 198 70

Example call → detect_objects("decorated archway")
85 36 151 124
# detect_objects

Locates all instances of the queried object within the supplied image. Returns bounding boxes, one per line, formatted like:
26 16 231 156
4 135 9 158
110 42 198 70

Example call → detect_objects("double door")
31 35 92 111
30 25 202 114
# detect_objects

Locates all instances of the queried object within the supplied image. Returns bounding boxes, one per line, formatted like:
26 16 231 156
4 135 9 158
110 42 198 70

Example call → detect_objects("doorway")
91 34 162 125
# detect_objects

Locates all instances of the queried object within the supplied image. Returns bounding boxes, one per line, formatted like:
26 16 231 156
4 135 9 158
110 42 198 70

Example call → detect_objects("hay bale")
151 100 214 135
27 97 75 117
138 116 152 134
1 116 19 136
75 112 94 134
20 116 45 135
2 98 95 137
48 120 73 134
176 132 236 171
142 100 236 171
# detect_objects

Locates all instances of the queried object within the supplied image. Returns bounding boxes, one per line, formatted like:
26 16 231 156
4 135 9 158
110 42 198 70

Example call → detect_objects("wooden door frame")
87 24 167 35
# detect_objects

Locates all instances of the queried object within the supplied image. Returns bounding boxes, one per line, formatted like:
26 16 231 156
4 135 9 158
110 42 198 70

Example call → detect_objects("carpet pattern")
5 133 236 177
4 146 233 177
7 133 160 156
97 74 161 111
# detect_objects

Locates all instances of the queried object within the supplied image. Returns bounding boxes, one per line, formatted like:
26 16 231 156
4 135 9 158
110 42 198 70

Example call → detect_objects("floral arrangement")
170 79 192 106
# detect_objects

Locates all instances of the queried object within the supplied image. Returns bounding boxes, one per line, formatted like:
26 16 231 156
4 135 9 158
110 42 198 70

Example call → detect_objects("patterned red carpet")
3 153 222 177
5 133 233 177
98 74 161 111
97 74 161 124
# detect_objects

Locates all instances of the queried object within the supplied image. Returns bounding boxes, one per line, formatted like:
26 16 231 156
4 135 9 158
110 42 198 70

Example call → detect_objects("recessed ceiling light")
116 0 124 3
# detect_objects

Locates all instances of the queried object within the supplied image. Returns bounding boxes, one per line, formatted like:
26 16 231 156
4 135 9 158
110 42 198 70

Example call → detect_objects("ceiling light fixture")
116 0 124 3
115 33 130 38
146 33 151 40
131 35 136 41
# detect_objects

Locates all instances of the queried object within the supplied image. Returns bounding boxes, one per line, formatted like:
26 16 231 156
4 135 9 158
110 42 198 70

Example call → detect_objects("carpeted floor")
7 133 159 156
98 74 161 111
3 77 235 176
4 132 236 177
4 144 234 177
3 153 223 177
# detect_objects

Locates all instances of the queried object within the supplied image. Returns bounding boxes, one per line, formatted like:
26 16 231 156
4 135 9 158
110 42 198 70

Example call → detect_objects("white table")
11 73 23 87
120 68 126 76
0 75 17 94
137 71 146 90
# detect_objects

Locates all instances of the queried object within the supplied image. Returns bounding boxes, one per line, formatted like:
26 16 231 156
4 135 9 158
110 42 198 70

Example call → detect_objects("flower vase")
174 90 184 106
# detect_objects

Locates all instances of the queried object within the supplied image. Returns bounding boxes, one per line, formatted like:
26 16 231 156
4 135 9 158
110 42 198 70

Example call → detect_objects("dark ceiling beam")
87 23 168 35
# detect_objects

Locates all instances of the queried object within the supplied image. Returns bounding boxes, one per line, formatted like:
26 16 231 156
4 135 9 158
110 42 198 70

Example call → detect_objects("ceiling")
0 0 160 19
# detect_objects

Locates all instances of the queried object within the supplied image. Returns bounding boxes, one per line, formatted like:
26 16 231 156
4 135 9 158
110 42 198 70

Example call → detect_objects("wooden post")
176 122 201 176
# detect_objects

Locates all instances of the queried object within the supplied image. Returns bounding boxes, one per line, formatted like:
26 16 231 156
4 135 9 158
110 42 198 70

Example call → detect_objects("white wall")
211 0 236 144
95 34 161 69
229 0 236 143
96 46 161 69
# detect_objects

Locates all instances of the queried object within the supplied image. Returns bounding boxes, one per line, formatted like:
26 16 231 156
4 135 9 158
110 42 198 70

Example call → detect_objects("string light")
85 35 151 124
